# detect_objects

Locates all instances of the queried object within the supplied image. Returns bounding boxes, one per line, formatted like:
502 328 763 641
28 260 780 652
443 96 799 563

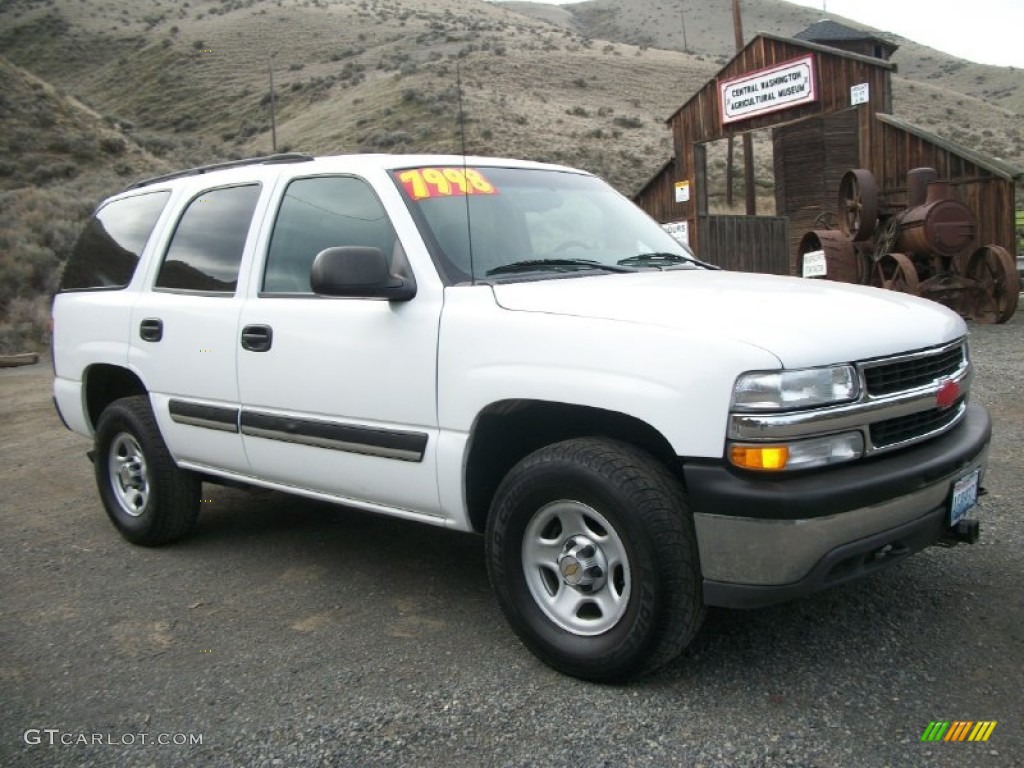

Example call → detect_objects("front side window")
155 184 261 293
60 190 171 291
391 166 701 284
263 176 397 293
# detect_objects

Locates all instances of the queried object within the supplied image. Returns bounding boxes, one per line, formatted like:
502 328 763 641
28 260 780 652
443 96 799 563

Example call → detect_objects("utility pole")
268 52 278 153
732 0 756 215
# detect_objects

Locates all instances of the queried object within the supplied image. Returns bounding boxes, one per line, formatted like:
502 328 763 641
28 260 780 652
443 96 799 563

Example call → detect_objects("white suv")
53 153 990 681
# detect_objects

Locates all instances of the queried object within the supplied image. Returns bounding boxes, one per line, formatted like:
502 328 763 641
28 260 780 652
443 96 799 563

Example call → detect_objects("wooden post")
732 0 756 215
726 137 734 207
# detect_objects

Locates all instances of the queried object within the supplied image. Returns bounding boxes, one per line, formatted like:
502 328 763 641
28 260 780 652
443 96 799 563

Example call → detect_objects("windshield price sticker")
396 168 498 200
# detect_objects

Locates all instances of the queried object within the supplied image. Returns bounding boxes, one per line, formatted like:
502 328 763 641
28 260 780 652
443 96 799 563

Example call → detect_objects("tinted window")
263 176 396 293
155 184 261 293
60 191 171 291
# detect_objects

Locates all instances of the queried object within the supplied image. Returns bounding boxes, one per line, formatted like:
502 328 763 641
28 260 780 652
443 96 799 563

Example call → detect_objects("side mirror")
310 246 416 301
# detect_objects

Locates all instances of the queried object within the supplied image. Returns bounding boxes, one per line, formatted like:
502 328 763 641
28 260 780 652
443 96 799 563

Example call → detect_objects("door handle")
139 318 163 342
241 324 273 352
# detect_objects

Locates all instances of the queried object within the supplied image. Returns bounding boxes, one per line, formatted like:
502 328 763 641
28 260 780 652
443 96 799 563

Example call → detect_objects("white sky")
785 0 1022 68
494 0 1024 69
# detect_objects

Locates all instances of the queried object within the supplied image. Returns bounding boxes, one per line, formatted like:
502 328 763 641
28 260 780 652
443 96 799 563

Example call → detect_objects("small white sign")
719 54 817 124
662 220 689 245
850 83 870 106
674 180 690 203
802 249 827 278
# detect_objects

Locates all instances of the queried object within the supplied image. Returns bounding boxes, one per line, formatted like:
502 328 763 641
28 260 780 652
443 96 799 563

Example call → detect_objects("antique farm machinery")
798 167 1019 323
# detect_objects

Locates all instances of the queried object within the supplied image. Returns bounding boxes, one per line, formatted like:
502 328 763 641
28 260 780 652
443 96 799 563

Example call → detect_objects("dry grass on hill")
512 0 1024 168
0 0 710 192
0 56 170 352
0 0 1021 352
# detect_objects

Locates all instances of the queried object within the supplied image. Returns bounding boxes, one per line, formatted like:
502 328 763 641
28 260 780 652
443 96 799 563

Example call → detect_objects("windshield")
390 165 702 283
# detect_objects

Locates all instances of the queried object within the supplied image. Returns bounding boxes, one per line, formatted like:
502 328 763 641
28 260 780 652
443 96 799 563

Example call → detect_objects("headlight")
729 432 865 472
732 365 859 412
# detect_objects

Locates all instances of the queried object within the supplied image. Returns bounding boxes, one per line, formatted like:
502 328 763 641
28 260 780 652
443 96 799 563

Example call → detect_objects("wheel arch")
464 399 681 534
84 364 148 431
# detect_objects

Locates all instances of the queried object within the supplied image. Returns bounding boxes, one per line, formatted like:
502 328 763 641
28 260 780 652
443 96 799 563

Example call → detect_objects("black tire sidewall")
488 447 674 680
94 396 196 545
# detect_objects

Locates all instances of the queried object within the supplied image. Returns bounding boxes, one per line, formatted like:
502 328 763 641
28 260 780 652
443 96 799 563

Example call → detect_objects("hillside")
2 0 1019 190
0 0 710 194
508 0 1024 165
0 0 1021 352
0 0 706 352
0 55 171 352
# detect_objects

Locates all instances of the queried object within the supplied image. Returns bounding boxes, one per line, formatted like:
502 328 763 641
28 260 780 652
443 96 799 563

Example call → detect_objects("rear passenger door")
129 182 266 474
236 174 443 516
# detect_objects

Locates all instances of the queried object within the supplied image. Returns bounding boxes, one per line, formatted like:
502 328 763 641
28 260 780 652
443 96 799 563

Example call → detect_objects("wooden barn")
634 30 1022 282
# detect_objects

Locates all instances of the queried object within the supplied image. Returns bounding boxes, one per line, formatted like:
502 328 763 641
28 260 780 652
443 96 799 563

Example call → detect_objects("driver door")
236 174 442 515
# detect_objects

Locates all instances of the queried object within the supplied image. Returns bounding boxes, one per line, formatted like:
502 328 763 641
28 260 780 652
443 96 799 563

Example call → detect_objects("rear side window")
60 190 171 291
155 184 261 293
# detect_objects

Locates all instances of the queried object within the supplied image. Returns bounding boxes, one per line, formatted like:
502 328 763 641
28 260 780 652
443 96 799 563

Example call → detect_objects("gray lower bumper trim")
694 449 986 586
702 505 952 609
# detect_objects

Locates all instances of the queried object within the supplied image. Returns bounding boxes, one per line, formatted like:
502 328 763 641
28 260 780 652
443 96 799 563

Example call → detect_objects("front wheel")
486 438 704 681
94 395 200 545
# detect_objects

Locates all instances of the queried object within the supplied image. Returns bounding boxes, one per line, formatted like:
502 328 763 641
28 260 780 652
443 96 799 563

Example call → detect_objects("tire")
485 437 705 682
94 395 200 546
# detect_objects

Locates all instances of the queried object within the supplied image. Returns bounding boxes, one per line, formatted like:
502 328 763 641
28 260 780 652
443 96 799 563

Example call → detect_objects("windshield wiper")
617 252 720 270
485 259 635 276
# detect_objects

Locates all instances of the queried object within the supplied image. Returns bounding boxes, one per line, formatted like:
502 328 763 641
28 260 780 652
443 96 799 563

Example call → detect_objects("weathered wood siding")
633 159 679 224
633 33 1020 275
698 216 790 275
773 109 859 272
653 34 893 259
870 114 1017 253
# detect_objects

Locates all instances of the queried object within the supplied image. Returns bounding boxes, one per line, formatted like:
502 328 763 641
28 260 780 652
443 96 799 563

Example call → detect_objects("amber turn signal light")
729 444 790 471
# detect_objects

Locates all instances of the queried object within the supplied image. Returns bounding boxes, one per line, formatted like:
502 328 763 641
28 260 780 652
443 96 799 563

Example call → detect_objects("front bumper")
685 402 991 609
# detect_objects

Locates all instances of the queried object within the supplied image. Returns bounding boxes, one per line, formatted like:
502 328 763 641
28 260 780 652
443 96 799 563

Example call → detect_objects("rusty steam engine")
798 167 1019 323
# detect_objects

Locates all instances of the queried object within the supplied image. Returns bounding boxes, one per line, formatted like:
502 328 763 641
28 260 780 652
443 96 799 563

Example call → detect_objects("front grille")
870 401 964 448
863 344 964 396
728 338 972 459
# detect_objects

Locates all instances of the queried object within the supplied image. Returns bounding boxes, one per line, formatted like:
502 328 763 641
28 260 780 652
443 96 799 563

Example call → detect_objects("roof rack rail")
126 152 315 190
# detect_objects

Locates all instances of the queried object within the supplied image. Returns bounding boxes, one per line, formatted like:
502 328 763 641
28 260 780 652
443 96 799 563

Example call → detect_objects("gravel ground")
1 312 1022 767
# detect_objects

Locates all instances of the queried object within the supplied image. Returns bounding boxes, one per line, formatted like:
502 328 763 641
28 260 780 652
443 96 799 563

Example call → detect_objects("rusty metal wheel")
962 245 1019 324
813 211 840 230
838 169 878 242
870 253 920 295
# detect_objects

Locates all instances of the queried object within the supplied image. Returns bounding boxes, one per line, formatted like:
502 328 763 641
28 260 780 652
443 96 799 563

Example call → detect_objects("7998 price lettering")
396 168 498 200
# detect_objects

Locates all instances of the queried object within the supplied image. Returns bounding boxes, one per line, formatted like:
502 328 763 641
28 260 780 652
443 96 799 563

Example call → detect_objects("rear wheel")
485 438 704 682
962 244 1019 324
94 395 200 545
870 252 921 295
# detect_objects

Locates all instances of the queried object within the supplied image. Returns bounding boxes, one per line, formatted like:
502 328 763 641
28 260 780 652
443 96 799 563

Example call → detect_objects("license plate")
802 249 827 278
949 469 980 526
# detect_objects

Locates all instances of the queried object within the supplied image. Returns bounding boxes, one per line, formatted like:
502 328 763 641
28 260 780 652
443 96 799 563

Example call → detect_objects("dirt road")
2 316 1022 767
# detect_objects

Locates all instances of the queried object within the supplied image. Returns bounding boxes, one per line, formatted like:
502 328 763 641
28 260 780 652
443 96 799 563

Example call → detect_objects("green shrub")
612 116 643 129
